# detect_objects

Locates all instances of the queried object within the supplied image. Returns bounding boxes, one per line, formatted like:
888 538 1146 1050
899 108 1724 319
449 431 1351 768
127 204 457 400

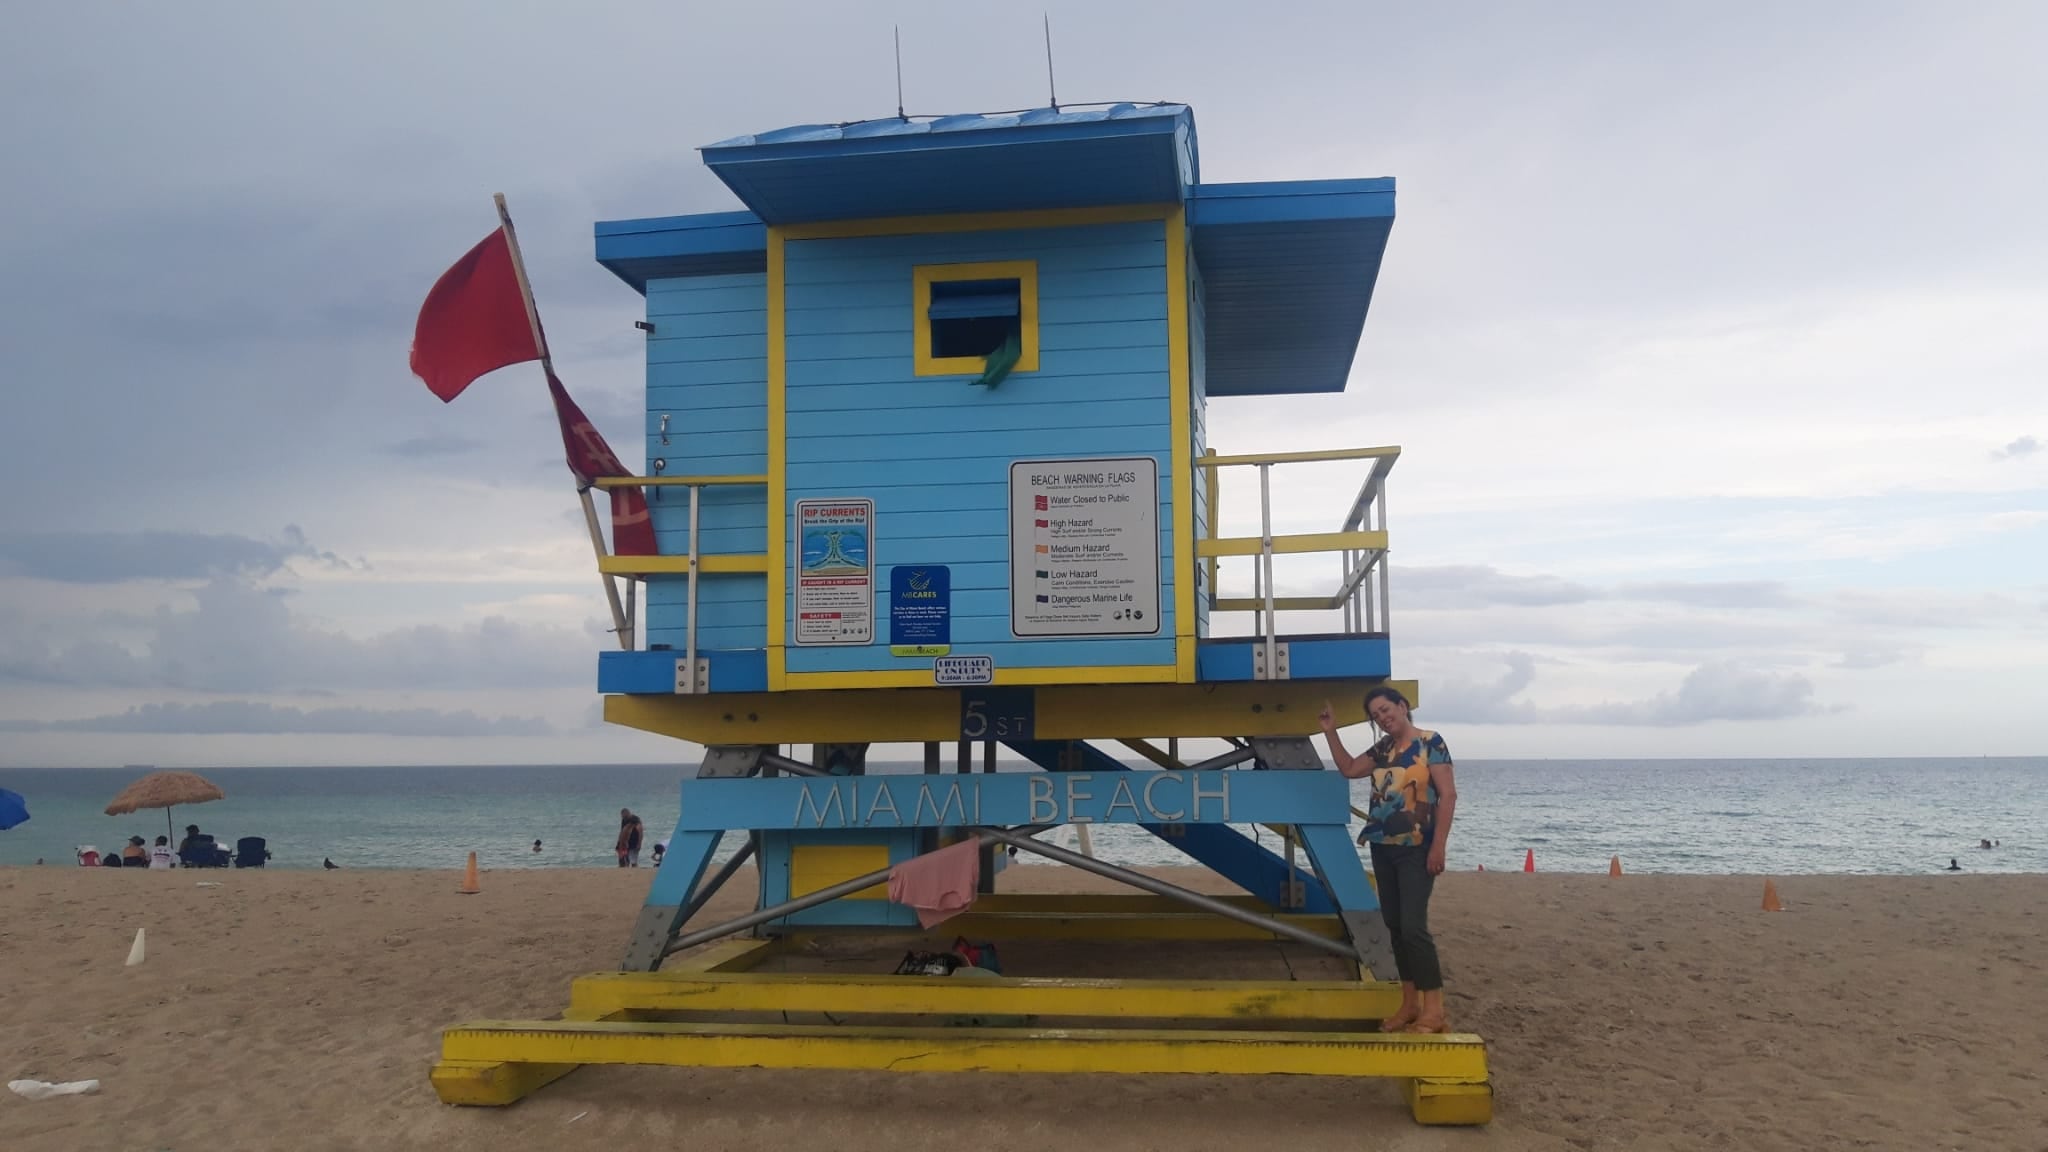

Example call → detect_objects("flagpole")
492 194 633 651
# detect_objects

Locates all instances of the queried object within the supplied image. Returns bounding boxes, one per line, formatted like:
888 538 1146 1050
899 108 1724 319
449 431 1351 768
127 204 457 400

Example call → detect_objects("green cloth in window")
972 330 1022 389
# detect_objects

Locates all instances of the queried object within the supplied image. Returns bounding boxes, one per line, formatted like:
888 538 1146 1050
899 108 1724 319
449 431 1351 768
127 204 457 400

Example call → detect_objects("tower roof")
701 103 1196 224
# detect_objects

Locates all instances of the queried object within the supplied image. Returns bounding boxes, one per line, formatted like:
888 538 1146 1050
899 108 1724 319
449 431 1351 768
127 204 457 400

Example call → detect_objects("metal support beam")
978 827 1360 962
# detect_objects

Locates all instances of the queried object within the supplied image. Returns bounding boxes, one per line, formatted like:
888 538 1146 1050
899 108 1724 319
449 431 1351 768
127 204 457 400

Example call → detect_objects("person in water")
616 809 644 867
1320 686 1460 1034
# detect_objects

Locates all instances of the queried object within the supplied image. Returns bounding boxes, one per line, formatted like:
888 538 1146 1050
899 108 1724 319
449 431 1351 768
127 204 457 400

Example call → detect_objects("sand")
2 864 2042 1152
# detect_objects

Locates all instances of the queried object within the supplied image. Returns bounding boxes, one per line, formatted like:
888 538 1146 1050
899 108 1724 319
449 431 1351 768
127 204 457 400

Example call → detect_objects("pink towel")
887 840 982 928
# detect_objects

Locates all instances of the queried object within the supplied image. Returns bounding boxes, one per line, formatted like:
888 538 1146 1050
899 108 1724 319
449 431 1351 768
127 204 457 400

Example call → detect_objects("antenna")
1043 14 1059 110
895 26 907 119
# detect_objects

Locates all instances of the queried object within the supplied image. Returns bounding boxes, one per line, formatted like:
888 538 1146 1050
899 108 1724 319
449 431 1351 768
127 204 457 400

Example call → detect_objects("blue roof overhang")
700 104 1197 225
594 210 767 294
1189 178 1396 396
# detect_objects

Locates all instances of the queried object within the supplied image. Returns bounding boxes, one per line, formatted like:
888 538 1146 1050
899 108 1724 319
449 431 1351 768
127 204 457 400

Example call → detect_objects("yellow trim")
430 1058 582 1107
438 1019 1490 1082
1166 208 1195 684
1198 445 1402 468
1212 596 1333 613
570 971 1400 1021
1203 446 1219 623
1198 529 1388 558
969 893 1287 915
604 679 1421 744
779 204 1172 241
598 554 768 576
788 844 889 901
912 259 1041 377
592 474 768 489
766 228 788 690
1409 1078 1495 1126
780 664 1175 691
665 936 784 974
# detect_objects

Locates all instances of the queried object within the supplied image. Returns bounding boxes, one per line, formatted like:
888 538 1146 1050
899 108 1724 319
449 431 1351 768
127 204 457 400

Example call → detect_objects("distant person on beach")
323 857 339 870
1947 858 1962 871
122 836 146 863
651 839 667 866
617 809 644 867
532 839 543 853
1320 686 1460 1035
148 836 176 869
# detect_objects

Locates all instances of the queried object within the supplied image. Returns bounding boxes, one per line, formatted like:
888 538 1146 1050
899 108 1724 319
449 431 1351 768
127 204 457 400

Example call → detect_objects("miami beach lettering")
789 773 1231 829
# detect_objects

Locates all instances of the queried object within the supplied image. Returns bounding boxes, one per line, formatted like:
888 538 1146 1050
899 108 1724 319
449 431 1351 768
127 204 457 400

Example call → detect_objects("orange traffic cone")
1609 856 1623 877
459 851 480 895
1761 879 1783 912
1523 849 1536 873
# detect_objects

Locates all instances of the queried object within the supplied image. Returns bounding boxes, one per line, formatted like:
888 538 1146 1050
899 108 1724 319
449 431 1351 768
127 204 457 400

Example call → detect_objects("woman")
1319 686 1459 1034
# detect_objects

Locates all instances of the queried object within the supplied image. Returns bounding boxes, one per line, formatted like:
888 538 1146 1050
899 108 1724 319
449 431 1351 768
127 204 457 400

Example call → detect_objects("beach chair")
179 835 229 868
234 837 270 868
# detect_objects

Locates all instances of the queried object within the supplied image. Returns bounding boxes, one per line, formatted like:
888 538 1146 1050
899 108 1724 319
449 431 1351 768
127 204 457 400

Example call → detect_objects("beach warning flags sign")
1523 849 1535 873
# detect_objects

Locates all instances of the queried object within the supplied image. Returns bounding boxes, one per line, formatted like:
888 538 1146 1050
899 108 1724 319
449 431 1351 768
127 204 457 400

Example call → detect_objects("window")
913 260 1040 378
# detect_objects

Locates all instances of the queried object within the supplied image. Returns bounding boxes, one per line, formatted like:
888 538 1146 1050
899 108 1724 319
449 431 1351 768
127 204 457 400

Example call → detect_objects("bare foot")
1379 1006 1419 1031
1401 1013 1450 1034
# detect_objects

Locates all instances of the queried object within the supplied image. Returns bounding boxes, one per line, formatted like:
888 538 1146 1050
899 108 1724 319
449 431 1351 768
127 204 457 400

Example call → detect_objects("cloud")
386 435 487 458
1991 435 2039 461
1424 653 1826 726
0 527 344 584
1397 566 1597 609
0 573 594 693
1556 662 1826 725
1398 566 1802 613
1425 650 1541 723
0 700 550 737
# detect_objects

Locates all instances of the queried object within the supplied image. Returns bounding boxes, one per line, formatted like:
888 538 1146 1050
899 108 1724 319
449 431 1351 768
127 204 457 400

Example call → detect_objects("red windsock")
1523 849 1536 873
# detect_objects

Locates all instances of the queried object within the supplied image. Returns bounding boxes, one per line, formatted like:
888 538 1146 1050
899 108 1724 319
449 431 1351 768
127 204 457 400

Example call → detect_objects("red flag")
547 370 657 556
410 228 541 402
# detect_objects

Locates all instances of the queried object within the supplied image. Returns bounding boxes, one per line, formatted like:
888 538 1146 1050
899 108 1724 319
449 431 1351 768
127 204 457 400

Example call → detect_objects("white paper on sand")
8 1079 101 1100
125 928 145 967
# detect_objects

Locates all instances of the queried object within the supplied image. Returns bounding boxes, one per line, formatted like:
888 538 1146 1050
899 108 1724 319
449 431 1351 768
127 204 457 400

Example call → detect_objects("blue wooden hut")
431 103 1489 1127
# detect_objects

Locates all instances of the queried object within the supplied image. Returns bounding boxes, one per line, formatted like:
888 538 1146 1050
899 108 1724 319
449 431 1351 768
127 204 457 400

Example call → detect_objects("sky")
0 1 2042 768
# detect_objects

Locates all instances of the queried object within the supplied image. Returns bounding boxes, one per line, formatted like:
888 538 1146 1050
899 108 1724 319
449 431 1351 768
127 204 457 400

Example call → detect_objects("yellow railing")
1195 445 1397 676
588 474 770 691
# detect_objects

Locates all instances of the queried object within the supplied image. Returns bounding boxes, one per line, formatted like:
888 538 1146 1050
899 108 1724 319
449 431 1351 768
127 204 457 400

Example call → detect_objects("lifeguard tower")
431 102 1491 1125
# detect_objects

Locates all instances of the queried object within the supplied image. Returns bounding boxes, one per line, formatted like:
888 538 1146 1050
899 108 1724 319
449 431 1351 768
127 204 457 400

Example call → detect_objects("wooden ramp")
430 947 1492 1126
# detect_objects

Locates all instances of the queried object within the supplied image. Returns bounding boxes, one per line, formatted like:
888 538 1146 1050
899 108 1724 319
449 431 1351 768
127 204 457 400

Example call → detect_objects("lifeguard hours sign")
1009 457 1159 637
794 498 874 646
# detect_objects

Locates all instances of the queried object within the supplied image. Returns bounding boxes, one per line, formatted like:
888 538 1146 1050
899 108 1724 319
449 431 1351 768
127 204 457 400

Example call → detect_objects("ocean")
2 758 2041 876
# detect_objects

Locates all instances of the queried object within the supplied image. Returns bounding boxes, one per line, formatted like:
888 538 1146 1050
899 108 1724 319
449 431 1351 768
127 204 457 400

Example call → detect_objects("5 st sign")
960 687 1034 742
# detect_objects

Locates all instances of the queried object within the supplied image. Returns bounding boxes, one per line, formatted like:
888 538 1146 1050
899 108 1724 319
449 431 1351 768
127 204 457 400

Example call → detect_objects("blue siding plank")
786 397 1162 439
785 638 1174 673
647 334 767 365
786 370 1166 405
647 364 772 393
643 310 768 339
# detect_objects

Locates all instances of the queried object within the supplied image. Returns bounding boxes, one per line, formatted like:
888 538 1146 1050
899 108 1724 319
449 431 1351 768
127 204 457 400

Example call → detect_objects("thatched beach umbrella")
105 770 225 842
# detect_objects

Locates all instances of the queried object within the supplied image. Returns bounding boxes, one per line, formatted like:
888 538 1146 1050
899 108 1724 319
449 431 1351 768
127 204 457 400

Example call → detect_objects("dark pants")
1369 842 1442 991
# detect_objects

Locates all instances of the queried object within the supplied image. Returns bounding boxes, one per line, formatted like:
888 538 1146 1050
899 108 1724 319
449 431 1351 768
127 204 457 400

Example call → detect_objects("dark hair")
1362 687 1414 766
